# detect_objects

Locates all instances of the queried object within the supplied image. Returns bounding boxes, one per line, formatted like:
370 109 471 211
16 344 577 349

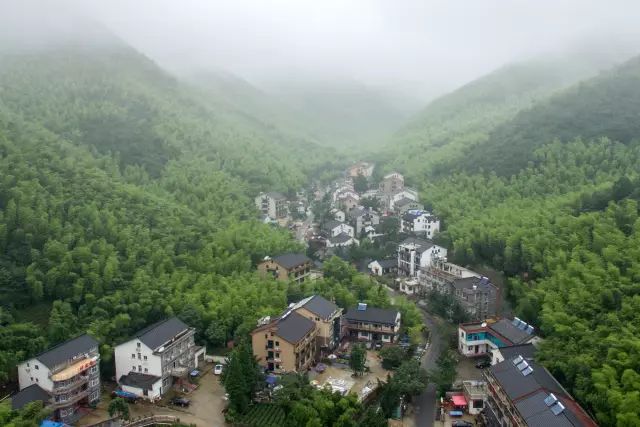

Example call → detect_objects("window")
133 365 136 372
30 377 33 381
35 378 39 382
275 341 280 347
132 354 135 359
34 365 39 370
137 353 141 359
143 355 147 361
27 363 29 367
275 352 280 358
144 368 148 373
138 365 142 372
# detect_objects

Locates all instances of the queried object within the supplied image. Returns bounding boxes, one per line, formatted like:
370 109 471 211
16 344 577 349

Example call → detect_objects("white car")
214 364 224 375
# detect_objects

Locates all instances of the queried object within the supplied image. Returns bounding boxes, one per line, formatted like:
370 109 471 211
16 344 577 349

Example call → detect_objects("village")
9 162 596 427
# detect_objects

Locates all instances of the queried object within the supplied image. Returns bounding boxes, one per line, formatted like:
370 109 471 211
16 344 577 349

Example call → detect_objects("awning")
452 395 467 406
51 357 97 381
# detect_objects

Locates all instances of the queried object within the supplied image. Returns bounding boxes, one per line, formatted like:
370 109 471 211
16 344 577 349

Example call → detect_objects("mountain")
261 79 422 148
380 51 631 182
459 54 640 176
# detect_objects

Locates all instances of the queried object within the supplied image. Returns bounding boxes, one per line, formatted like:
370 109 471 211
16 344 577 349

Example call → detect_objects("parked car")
452 421 473 427
374 342 383 350
170 397 191 407
475 359 491 369
214 364 224 375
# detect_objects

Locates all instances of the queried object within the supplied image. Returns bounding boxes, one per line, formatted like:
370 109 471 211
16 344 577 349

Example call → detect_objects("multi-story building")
379 172 404 195
483 352 597 427
322 220 355 238
401 210 440 239
346 162 375 178
251 310 317 373
255 192 288 219
291 295 343 354
388 188 418 210
14 334 100 424
348 207 380 235
420 256 478 292
257 253 314 283
450 276 498 321
114 317 200 401
343 303 401 343
458 317 537 358
397 237 447 278
393 198 424 216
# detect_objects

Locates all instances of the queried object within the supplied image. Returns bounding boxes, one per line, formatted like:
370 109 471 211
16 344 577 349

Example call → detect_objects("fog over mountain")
4 0 640 100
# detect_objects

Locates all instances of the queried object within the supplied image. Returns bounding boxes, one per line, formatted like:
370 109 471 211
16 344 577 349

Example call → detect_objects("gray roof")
374 259 397 269
489 319 534 345
273 253 311 269
265 192 286 200
323 220 344 231
399 236 434 250
395 197 420 208
489 356 595 426
329 232 353 244
134 317 190 351
11 384 50 410
276 311 316 344
34 334 98 369
344 306 399 326
299 295 340 319
119 372 162 390
498 343 537 361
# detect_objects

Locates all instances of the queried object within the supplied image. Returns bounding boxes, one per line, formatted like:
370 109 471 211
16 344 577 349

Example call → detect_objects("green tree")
108 398 130 420
379 346 406 370
353 174 368 194
349 343 366 376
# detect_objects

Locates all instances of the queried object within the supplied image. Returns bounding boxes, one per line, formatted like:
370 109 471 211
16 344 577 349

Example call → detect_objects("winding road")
413 309 444 427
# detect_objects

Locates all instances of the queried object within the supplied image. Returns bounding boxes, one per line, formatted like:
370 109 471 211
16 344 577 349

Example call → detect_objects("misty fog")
3 0 640 102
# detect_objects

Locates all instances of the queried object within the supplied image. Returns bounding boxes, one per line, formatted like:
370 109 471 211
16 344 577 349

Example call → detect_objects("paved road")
296 211 314 243
414 308 445 427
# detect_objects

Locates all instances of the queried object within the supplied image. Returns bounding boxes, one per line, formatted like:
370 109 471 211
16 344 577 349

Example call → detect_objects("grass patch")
235 404 285 427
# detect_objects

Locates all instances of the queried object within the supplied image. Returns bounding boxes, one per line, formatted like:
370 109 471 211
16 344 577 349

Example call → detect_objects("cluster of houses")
254 190 309 226
453 317 597 427
12 317 205 424
250 296 401 373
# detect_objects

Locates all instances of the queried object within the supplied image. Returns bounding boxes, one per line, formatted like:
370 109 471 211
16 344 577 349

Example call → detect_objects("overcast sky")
9 0 640 97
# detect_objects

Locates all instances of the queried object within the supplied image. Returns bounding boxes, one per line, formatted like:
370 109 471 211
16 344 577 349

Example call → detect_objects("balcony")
50 388 90 409
53 375 90 393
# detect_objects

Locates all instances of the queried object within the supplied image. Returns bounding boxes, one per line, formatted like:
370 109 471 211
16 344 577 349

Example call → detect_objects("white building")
349 207 380 235
326 233 359 248
457 318 537 358
397 237 447 278
331 209 346 222
322 220 355 238
114 317 204 401
14 335 100 424
255 192 288 219
401 210 440 239
398 278 420 295
389 188 419 211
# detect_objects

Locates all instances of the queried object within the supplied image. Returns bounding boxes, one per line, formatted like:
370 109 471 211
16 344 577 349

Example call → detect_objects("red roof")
452 395 467 406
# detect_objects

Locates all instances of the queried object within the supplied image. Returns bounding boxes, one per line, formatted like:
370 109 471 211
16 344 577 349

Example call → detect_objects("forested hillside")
460 55 640 176
376 53 640 425
0 37 356 385
381 53 623 182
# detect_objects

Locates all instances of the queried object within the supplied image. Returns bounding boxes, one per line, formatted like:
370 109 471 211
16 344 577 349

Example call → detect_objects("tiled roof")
133 317 190 351
399 236 434 250
11 384 50 410
119 372 162 390
295 295 340 319
344 306 399 326
489 319 534 345
273 253 311 269
33 334 98 370
275 312 316 344
329 232 353 244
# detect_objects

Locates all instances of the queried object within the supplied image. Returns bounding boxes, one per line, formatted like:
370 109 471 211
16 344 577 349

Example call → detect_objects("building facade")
349 207 381 235
255 192 288 219
257 253 313 283
323 220 355 238
394 198 424 216
114 318 198 400
343 303 401 343
483 353 597 427
291 295 343 353
458 318 536 358
15 335 101 424
397 237 447 278
251 311 317 373
347 162 375 178
401 210 440 239
379 172 404 195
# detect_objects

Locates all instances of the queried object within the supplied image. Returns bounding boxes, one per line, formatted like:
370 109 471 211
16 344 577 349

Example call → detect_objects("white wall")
330 223 354 238
121 379 162 401
115 340 162 382
18 359 54 392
